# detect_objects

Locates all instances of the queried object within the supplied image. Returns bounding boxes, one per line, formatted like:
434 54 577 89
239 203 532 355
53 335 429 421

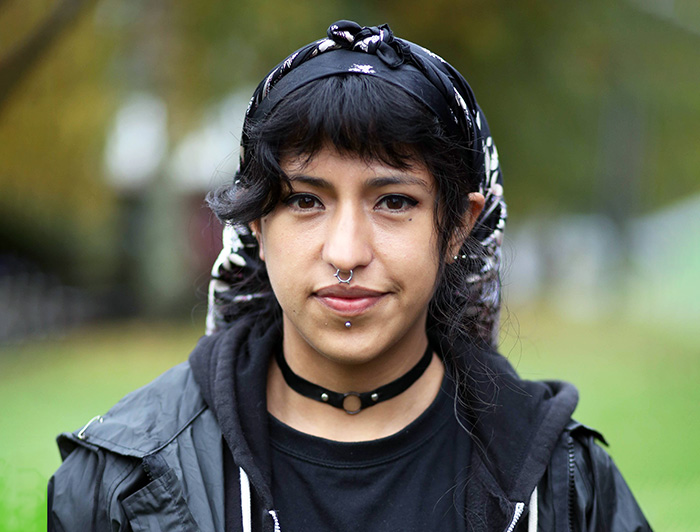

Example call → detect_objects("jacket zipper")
567 435 576 532
268 510 281 532
505 501 525 532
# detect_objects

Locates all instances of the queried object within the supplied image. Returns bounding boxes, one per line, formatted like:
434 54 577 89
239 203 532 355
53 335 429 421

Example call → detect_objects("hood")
434 335 579 529
189 312 282 512
459 341 578 502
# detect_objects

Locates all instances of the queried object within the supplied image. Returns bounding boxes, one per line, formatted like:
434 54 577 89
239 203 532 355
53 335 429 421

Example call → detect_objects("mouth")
313 286 387 316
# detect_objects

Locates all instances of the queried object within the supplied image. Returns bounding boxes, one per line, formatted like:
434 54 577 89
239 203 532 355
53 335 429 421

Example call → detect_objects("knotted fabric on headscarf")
205 20 507 346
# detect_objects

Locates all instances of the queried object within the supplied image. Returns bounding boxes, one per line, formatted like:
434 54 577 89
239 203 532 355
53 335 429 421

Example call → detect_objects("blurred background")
1 0 698 530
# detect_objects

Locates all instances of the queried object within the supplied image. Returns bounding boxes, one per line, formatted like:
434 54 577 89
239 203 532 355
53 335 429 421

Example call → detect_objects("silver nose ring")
334 269 353 284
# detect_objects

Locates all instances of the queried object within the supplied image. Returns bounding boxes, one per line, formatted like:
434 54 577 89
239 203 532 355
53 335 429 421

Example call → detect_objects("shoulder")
49 362 220 531
536 421 652 531
58 361 207 458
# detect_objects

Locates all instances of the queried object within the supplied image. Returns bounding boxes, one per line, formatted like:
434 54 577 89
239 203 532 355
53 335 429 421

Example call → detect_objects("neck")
266 331 445 441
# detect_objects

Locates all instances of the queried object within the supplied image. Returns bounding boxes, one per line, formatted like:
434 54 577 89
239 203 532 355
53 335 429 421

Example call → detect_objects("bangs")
247 74 443 172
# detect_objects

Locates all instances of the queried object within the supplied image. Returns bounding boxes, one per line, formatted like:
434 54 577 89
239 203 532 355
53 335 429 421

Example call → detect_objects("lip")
314 285 387 316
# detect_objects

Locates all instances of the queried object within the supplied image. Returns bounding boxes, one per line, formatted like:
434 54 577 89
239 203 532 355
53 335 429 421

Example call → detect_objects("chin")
310 332 383 365
314 322 415 366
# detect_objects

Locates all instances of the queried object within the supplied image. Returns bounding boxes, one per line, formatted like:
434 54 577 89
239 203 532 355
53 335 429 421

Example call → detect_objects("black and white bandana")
206 20 507 346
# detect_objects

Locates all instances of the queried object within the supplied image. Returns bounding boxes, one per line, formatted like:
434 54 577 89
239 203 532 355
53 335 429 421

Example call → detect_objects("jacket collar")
456 339 579 500
57 361 208 460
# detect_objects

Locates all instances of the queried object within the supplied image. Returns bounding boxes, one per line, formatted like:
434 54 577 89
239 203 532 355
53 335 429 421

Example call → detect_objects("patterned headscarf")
205 20 506 346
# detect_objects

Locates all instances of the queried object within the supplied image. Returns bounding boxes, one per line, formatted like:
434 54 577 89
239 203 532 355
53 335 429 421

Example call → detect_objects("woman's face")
254 146 446 367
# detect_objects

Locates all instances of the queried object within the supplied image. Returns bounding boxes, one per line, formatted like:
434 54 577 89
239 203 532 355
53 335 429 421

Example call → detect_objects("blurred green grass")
501 306 700 531
1 310 697 531
0 320 203 532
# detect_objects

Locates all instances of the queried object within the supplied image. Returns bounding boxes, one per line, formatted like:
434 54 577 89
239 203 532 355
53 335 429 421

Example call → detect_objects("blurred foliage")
376 0 700 214
0 0 117 282
0 0 698 287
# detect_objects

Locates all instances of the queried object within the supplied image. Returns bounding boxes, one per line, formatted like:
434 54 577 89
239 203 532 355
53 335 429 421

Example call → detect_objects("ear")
464 192 485 233
249 220 265 262
446 192 485 262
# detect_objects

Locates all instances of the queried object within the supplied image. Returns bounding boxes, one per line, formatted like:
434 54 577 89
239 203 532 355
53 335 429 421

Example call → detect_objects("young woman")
49 21 651 531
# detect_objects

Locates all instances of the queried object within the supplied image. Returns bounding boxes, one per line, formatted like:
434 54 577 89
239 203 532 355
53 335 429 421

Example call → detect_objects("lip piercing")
334 268 353 284
345 321 352 328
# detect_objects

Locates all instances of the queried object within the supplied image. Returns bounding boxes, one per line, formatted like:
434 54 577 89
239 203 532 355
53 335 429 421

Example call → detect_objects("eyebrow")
288 174 431 190
288 175 332 189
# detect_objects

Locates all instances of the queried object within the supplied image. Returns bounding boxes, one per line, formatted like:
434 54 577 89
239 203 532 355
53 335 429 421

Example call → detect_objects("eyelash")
283 193 419 212
284 193 323 211
376 195 419 212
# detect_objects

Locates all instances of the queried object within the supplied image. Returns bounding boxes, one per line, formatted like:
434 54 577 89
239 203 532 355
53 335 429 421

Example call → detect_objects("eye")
284 193 323 211
376 195 418 211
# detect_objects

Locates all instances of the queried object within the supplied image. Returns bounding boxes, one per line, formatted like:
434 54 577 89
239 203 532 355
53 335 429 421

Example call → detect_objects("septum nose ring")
334 268 353 284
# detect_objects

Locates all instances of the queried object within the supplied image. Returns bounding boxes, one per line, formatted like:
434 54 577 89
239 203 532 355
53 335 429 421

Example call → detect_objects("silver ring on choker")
334 269 353 284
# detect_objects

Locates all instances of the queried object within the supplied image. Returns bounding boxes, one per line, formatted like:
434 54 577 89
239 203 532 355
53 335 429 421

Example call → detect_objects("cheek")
377 220 441 284
261 222 306 263
262 251 297 312
259 221 311 303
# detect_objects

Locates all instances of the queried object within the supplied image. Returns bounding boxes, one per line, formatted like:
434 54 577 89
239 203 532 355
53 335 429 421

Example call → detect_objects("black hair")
207 74 488 347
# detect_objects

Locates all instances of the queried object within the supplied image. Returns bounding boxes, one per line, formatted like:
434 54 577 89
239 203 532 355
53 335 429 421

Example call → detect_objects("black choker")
275 343 434 415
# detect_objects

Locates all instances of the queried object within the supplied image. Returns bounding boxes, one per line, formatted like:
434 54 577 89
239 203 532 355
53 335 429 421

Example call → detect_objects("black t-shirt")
269 377 471 532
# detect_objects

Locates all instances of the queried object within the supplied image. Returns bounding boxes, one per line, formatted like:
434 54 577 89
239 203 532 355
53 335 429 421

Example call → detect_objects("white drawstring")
239 467 252 532
528 486 538 532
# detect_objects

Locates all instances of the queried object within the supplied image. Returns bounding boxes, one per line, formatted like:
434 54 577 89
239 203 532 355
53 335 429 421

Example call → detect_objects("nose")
322 204 372 273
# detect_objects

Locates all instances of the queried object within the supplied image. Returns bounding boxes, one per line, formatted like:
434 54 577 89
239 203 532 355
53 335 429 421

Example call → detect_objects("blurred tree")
0 0 698 316
375 0 700 215
0 0 95 116
0 0 117 284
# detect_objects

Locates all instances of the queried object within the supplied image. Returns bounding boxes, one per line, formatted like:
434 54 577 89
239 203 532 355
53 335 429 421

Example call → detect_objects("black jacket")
49 315 652 531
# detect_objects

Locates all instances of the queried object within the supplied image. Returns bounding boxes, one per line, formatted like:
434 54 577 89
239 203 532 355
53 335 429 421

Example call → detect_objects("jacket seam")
146 404 209 456
106 460 141 496
164 473 200 529
81 404 208 457
102 459 142 526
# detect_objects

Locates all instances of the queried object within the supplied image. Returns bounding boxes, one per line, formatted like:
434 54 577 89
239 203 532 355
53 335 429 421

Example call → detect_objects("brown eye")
297 195 317 209
386 197 404 210
285 193 322 210
378 195 418 211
